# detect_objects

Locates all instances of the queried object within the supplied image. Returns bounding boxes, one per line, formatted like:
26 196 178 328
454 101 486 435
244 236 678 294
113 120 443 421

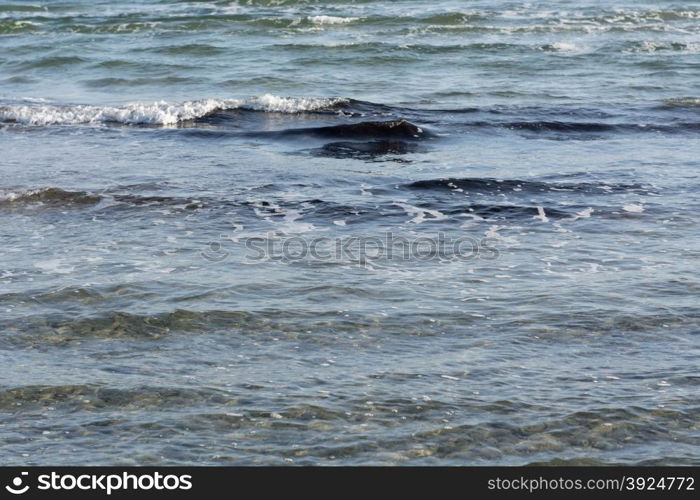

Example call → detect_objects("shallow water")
1 0 699 465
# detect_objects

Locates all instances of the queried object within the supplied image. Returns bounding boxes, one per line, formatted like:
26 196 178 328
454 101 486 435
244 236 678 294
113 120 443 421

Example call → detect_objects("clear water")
1 0 699 465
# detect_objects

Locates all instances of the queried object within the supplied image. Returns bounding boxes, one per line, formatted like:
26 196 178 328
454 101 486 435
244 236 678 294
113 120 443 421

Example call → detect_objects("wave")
149 43 228 56
13 55 87 70
1 185 589 224
307 15 358 25
404 178 650 194
0 4 47 13
456 120 700 135
259 120 427 140
239 197 584 224
3 307 441 345
661 97 700 108
627 41 700 54
0 187 211 211
4 97 697 138
0 187 102 205
312 140 421 159
0 385 234 411
0 95 349 126
0 19 41 34
495 121 616 133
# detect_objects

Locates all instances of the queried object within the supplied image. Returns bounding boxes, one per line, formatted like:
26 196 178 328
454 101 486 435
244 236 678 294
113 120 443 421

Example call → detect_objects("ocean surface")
1 0 699 465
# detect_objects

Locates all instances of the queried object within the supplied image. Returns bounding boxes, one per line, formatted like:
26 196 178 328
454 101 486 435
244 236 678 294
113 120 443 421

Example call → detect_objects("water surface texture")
1 0 699 465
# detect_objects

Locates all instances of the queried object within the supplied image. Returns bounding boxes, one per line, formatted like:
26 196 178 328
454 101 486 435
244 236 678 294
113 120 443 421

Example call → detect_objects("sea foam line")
0 94 348 126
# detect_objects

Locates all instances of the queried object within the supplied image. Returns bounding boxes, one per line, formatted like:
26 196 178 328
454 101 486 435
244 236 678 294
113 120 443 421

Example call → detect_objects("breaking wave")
0 187 102 205
0 95 349 126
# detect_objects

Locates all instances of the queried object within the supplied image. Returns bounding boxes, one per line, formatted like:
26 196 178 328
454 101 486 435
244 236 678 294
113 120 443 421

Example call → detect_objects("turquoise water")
1 0 699 465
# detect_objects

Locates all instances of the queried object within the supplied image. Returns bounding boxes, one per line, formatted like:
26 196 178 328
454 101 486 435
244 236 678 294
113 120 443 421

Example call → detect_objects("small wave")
0 19 41 34
0 385 234 411
0 4 47 13
263 120 427 140
5 308 430 345
541 42 585 53
47 20 165 35
312 140 421 160
454 204 571 220
0 99 233 126
419 12 485 24
455 119 700 135
307 15 358 25
499 8 700 25
0 187 102 206
628 41 700 54
149 43 227 56
661 97 700 108
15 55 87 70
0 187 212 212
110 194 204 210
241 94 348 114
242 198 578 225
0 95 349 126
404 178 647 194
82 76 197 88
473 120 617 133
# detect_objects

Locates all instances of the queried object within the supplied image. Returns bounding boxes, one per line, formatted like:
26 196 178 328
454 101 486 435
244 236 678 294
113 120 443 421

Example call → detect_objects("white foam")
574 207 594 218
0 94 348 126
563 207 594 222
534 206 549 222
394 202 447 224
307 16 358 25
484 225 519 244
485 226 502 239
241 94 347 113
0 190 21 202
34 259 74 275
623 204 644 213
549 42 579 52
460 212 485 225
0 99 235 126
10 20 42 28
0 187 84 203
664 97 700 107
279 209 318 234
632 41 700 54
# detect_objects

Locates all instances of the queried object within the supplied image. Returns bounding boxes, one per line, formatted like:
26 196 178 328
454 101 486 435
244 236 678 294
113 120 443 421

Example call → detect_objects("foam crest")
307 16 358 25
0 95 348 126
0 99 240 126
0 187 101 205
240 94 348 113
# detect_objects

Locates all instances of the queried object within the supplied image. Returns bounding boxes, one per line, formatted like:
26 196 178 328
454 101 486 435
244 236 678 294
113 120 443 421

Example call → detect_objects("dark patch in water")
173 128 240 139
336 98 406 117
111 195 202 209
312 140 420 159
459 120 700 135
0 385 234 411
404 178 649 194
258 120 428 140
242 198 576 223
502 121 616 132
